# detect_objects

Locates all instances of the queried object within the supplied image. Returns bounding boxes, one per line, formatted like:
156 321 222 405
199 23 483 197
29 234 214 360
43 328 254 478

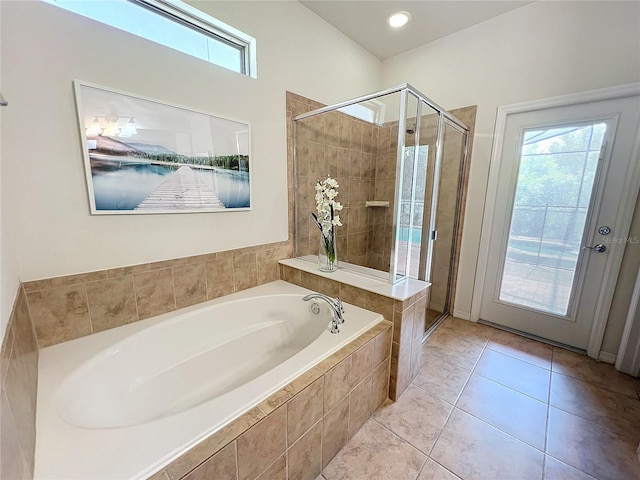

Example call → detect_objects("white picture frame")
74 81 251 214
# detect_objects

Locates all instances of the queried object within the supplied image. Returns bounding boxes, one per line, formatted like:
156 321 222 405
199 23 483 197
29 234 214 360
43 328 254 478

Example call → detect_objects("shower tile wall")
295 110 380 267
369 124 398 272
0 286 38 479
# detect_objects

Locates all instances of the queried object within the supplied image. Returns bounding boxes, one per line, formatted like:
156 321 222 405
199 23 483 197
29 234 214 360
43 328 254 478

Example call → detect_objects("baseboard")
598 351 617 364
452 309 471 321
429 303 445 313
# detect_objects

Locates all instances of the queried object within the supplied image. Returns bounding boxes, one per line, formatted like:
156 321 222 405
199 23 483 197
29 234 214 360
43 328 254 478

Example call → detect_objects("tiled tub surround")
22 241 294 348
35 281 392 479
152 320 392 480
280 258 427 400
1 286 39 480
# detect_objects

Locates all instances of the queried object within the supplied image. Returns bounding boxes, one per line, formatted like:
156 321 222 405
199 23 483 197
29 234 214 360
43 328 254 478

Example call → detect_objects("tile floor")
318 317 640 480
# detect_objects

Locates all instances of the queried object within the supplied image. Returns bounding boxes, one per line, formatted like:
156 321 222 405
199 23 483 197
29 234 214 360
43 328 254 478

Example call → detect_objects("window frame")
44 0 257 78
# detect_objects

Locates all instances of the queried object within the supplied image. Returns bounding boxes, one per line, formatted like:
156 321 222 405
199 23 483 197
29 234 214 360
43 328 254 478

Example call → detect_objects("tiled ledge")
279 257 430 302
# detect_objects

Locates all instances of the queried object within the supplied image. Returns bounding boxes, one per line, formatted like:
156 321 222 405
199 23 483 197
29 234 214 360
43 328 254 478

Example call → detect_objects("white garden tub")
35 280 383 480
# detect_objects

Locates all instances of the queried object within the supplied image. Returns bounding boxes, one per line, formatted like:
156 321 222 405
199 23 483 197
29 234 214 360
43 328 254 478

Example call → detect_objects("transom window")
43 0 257 77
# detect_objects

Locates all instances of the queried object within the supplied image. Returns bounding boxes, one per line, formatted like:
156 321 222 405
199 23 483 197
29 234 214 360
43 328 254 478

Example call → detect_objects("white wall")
382 1 640 353
0 0 381 338
0 0 20 342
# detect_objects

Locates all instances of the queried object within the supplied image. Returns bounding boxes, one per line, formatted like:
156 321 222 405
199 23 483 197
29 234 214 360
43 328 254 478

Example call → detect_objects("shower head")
406 124 416 135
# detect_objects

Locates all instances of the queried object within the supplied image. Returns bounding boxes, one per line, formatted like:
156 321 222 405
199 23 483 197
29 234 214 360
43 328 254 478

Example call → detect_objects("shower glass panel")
425 120 468 332
394 92 421 281
293 84 470 293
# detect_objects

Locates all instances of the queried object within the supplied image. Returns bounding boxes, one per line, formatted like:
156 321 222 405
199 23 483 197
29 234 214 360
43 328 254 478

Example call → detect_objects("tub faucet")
302 294 345 334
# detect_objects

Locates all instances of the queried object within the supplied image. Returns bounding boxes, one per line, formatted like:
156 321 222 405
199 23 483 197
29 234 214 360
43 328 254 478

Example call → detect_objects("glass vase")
318 230 338 272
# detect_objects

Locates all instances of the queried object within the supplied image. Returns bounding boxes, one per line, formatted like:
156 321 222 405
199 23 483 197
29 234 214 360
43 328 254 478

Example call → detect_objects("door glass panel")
498 122 607 316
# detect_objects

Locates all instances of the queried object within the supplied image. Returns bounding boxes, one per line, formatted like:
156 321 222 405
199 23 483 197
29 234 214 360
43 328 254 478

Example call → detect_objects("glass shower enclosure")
293 84 470 334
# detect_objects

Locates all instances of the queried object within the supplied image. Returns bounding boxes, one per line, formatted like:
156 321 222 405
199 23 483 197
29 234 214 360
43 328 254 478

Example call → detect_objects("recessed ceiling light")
387 11 411 28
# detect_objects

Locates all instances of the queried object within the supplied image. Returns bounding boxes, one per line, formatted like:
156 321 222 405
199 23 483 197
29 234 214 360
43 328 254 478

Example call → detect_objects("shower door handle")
431 230 438 241
582 244 607 253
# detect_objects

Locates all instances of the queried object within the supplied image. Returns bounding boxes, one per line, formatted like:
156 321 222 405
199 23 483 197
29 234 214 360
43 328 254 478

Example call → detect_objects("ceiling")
299 1 534 60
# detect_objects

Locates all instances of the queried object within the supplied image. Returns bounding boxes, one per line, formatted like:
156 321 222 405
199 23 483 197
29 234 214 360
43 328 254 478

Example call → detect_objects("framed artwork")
74 81 251 214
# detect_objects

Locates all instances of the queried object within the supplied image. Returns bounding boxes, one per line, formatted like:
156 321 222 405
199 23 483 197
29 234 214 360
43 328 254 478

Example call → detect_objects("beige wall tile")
173 263 207 309
280 265 301 285
351 339 375 388
22 278 53 292
1 390 31 480
390 341 412 400
256 250 279 285
181 442 237 480
322 395 350 468
4 331 38 474
185 252 218 264
146 470 170 480
287 421 322 480
287 377 323 445
134 269 176 320
86 276 138 333
338 284 366 308
237 405 286 480
324 356 352 412
52 270 108 287
313 276 340 298
349 375 372 437
233 253 258 292
107 258 187 278
373 327 392 368
27 285 91 347
371 358 390 410
1 321 14 388
364 292 393 322
0 288 38 477
206 257 235 300
255 455 286 480
393 308 414 357
166 407 264 480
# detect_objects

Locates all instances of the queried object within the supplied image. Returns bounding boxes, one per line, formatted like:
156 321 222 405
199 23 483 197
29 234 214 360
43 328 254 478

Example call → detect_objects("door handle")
583 244 607 253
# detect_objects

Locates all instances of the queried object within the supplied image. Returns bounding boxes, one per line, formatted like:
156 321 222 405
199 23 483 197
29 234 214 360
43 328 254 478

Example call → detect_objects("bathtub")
34 280 384 480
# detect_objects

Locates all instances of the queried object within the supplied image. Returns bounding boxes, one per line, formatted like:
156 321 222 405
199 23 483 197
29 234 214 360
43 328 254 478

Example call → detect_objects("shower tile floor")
317 317 640 480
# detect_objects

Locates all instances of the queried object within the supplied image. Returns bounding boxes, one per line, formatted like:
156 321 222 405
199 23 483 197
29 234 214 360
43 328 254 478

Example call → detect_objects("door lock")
583 244 607 253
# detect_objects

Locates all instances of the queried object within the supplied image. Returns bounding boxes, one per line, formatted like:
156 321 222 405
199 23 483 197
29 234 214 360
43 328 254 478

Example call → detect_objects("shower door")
420 114 468 334
479 94 640 350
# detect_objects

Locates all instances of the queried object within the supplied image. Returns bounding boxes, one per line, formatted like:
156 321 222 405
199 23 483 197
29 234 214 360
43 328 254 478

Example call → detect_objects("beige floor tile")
544 456 597 480
412 351 471 404
322 419 426 480
486 329 552 369
550 372 640 442
373 385 452 455
547 407 640 480
416 458 461 480
474 349 550 402
456 374 547 450
424 329 485 370
431 409 544 480
439 317 494 341
551 347 637 399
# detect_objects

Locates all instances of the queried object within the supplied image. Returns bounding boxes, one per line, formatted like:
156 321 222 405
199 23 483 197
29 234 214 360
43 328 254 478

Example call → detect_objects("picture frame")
74 81 251 214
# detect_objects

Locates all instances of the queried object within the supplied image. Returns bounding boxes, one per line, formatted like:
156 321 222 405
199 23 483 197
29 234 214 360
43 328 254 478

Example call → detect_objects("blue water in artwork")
91 161 250 210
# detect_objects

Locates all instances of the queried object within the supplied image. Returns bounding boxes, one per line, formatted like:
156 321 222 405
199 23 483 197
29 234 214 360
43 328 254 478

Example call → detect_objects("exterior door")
479 94 640 350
